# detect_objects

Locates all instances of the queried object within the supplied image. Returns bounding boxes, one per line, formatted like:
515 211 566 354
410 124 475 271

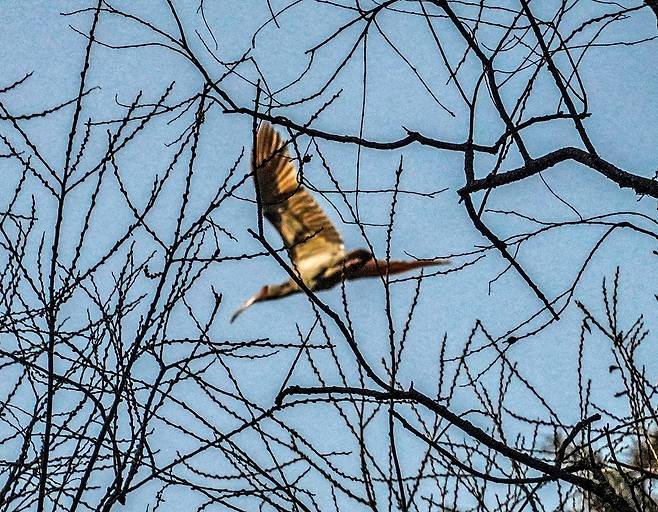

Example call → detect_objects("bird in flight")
231 123 448 322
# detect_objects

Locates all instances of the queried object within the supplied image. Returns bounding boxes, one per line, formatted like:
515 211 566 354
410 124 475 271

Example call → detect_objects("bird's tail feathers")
350 258 449 278
386 258 450 275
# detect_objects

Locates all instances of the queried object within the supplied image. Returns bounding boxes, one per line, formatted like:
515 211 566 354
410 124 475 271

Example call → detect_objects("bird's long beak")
231 286 272 323
230 295 257 323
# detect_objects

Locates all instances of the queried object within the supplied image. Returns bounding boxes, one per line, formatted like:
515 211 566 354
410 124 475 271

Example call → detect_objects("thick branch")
460 147 658 199
226 108 496 153
278 385 635 512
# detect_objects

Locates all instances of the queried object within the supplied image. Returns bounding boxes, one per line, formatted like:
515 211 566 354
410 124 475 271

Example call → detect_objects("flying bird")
231 123 448 322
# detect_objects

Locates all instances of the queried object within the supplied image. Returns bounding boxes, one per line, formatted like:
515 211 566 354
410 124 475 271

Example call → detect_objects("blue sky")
0 1 657 510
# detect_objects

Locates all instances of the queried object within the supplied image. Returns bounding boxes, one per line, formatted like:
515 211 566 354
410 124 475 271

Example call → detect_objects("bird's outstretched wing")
254 123 345 283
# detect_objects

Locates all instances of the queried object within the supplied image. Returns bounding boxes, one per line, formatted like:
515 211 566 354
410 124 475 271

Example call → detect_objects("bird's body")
230 123 448 322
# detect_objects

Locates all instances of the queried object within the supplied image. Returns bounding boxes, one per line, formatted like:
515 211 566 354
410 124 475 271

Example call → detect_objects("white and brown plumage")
231 123 449 322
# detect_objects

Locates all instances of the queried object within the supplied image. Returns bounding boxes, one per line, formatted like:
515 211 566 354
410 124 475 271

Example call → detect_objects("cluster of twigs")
0 1 656 511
